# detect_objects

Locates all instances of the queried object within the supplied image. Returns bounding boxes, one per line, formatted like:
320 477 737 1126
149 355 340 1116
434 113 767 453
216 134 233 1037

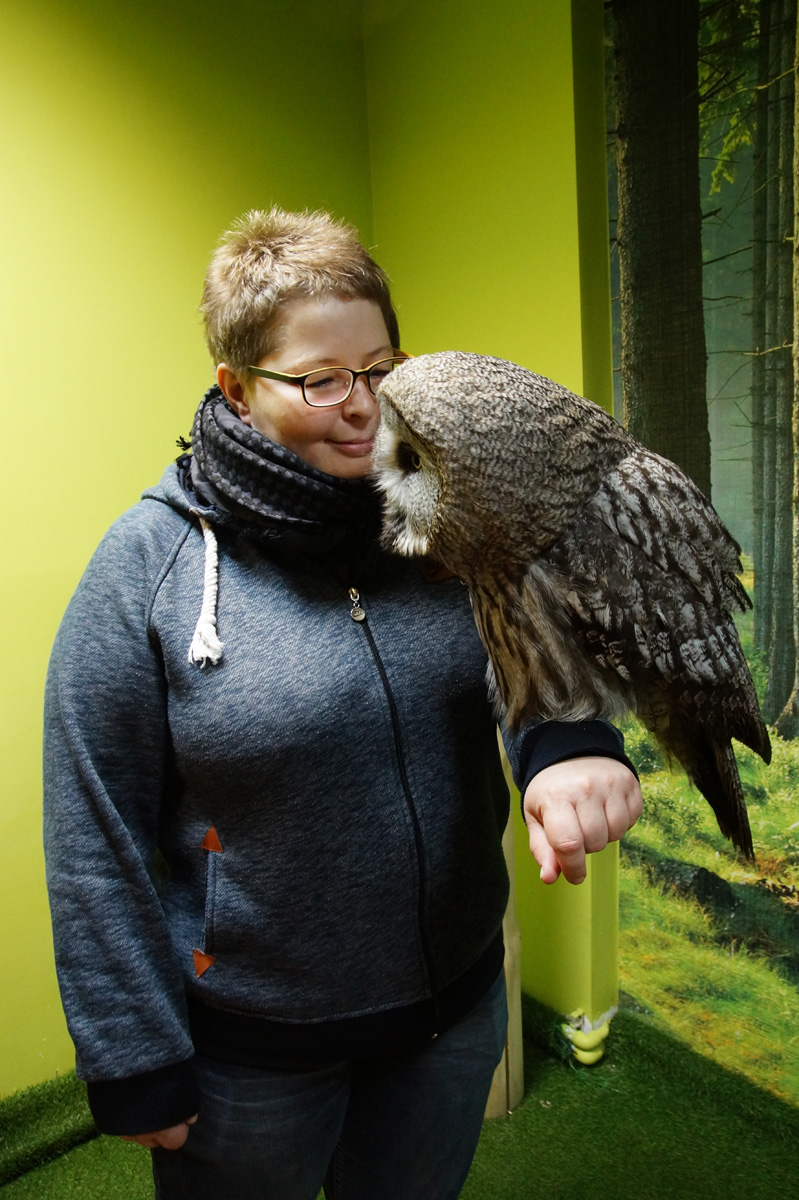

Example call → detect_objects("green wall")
1 0 612 1098
363 0 616 1017
0 0 373 1099
364 0 585 386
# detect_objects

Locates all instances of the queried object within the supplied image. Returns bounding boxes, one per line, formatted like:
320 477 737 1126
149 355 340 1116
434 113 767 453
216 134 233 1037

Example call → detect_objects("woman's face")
217 296 392 479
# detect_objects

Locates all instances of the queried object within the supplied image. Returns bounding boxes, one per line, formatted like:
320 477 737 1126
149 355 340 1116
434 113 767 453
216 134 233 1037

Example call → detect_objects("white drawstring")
188 515 224 668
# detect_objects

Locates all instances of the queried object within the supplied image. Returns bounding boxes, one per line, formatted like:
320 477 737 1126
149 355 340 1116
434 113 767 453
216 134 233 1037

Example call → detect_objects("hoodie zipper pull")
349 587 366 622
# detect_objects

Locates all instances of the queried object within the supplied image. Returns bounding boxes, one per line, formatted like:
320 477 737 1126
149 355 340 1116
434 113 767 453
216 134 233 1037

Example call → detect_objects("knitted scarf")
186 385 383 552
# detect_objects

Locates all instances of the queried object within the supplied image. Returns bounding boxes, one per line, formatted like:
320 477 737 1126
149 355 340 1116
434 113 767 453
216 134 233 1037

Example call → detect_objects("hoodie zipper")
347 585 440 1039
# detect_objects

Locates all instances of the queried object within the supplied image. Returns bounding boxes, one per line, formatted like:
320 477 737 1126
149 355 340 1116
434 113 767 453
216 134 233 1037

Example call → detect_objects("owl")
373 351 771 860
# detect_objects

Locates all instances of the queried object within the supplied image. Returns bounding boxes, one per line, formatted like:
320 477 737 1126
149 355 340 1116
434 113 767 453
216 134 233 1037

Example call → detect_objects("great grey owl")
373 351 770 860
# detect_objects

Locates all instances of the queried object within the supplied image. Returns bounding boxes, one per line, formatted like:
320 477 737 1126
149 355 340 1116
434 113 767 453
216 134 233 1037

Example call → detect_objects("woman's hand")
120 1115 198 1150
522 757 642 885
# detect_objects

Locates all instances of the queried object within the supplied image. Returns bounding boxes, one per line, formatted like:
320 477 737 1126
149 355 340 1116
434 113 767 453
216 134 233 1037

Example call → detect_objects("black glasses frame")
246 353 411 407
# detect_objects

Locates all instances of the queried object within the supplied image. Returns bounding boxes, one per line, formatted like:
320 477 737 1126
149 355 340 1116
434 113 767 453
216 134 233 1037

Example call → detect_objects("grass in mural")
619 853 799 1104
617 578 799 1106
621 721 799 889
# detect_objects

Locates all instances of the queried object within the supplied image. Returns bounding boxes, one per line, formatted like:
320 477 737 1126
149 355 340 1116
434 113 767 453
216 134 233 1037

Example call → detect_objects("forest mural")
605 0 799 1104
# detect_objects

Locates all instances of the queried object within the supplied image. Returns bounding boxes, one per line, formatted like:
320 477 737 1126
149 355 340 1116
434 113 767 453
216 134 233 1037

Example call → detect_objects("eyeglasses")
247 353 411 408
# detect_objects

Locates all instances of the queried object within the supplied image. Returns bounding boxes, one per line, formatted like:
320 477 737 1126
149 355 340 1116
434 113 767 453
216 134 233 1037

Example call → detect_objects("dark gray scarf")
182 385 383 552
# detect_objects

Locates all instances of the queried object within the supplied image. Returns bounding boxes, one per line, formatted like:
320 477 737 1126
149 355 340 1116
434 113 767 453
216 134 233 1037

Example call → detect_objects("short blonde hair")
200 208 400 369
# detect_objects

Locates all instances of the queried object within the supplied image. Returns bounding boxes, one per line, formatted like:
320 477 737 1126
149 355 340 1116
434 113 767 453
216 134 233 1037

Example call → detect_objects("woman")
44 208 641 1199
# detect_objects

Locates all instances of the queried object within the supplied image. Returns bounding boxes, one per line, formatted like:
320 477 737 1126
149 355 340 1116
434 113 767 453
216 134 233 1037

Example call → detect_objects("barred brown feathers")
373 351 770 860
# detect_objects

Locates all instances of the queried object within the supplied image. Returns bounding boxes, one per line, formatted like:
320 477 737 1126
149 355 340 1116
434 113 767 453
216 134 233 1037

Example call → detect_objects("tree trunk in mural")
752 0 774 655
775 10 799 737
761 0 782 671
613 0 711 497
764 0 796 724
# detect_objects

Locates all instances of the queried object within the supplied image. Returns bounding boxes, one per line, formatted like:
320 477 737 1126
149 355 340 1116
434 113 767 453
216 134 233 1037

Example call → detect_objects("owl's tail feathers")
654 718 755 860
716 673 772 765
740 711 772 765
691 736 754 860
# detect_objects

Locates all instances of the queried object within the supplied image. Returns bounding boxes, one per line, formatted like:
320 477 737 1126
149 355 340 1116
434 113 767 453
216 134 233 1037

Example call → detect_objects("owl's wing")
589 449 749 614
527 451 768 858
544 448 768 762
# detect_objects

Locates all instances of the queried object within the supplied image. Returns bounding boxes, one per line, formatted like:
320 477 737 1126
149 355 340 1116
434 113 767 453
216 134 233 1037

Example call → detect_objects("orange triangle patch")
201 826 223 853
193 949 216 978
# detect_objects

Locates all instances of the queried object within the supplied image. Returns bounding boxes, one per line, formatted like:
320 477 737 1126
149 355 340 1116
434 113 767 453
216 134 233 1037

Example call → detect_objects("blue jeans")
152 969 507 1200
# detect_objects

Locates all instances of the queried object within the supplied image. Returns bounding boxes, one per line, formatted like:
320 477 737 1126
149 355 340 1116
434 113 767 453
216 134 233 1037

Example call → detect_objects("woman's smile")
217 295 391 478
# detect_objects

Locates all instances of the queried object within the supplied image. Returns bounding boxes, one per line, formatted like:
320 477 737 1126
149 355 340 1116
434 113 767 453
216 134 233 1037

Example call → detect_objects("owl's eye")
397 442 423 473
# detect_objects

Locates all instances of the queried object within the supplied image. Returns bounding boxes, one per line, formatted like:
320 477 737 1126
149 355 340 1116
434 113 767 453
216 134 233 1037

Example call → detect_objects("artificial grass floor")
3 999 799 1200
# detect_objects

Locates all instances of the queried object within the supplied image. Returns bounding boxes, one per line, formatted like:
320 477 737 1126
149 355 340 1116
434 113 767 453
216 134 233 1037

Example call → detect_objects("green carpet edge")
0 1071 97 1186
4 994 799 1190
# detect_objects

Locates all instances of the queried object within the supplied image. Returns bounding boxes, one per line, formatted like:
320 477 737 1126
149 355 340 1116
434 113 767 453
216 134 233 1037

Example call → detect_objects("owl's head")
372 351 537 573
373 350 629 576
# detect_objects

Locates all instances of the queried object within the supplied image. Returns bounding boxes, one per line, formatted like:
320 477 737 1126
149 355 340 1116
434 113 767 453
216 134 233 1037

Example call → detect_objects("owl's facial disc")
372 422 440 558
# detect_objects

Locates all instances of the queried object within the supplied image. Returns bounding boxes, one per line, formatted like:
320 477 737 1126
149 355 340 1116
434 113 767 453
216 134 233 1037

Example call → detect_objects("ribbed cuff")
514 719 638 808
86 1057 199 1136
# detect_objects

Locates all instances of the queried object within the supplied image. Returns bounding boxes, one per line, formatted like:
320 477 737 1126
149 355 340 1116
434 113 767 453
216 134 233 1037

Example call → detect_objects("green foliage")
697 0 759 191
638 774 704 839
732 568 769 709
618 719 666 775
759 732 799 793
710 110 753 193
626 734 799 885
733 733 799 870
752 815 799 869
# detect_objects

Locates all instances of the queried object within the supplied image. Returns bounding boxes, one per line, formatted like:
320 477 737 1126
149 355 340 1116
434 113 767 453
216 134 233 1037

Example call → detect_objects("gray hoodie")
43 461 630 1133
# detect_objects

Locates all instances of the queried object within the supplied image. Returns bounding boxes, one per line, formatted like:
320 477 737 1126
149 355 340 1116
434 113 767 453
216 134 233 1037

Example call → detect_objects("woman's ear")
216 364 252 424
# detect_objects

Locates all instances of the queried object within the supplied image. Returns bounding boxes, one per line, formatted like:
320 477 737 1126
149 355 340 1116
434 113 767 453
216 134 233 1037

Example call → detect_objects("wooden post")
484 749 525 1118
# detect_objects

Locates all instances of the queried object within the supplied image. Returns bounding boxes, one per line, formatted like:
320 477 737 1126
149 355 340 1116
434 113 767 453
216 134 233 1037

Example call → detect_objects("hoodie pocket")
201 825 224 955
203 850 219 954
